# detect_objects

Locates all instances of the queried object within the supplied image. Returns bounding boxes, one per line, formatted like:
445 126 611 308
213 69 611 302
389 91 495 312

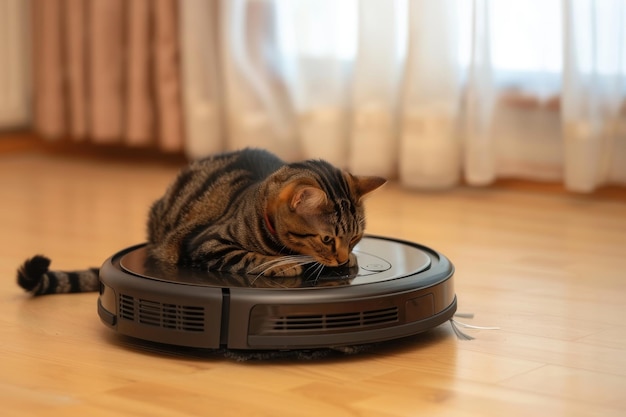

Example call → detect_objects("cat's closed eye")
288 232 316 239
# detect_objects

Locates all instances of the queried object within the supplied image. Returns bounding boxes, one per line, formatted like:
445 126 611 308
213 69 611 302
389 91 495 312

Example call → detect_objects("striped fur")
147 148 386 277
17 255 100 296
17 148 385 295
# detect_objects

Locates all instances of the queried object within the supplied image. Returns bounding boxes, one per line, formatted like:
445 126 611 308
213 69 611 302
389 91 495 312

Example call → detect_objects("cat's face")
268 173 386 267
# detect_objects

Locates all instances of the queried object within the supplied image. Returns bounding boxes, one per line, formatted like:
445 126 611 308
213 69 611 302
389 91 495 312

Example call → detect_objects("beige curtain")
0 0 31 129
32 0 184 152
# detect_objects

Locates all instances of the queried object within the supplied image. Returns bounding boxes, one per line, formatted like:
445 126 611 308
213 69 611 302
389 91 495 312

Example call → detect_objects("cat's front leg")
247 254 306 277
194 241 308 277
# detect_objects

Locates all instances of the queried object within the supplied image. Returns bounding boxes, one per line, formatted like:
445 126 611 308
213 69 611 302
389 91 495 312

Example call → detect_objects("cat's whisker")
304 262 321 283
307 262 324 284
304 262 320 274
315 263 325 281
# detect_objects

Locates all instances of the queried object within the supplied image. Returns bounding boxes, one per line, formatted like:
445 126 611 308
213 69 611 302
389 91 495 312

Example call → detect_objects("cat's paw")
348 252 358 268
263 263 304 277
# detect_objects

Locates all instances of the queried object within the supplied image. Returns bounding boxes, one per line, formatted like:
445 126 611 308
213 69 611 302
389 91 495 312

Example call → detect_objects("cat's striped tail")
17 255 100 296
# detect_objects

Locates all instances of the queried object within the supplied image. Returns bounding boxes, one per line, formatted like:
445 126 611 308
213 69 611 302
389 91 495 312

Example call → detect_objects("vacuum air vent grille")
118 293 205 332
271 307 398 332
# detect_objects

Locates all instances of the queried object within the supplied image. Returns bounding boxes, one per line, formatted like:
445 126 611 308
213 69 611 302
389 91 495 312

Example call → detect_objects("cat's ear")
351 175 387 201
290 185 327 215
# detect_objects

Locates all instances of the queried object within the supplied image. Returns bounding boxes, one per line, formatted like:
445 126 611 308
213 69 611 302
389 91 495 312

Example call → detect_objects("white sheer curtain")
181 0 626 192
562 0 626 192
400 0 462 188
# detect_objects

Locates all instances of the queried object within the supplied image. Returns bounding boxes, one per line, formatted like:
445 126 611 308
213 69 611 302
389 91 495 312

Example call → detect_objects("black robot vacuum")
98 235 456 350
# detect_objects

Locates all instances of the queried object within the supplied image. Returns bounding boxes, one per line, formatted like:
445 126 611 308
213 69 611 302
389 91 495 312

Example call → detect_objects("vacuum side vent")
269 306 398 332
119 294 135 321
118 293 205 332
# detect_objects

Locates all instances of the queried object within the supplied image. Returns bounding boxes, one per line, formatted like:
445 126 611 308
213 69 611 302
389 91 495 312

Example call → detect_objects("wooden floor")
2 149 625 417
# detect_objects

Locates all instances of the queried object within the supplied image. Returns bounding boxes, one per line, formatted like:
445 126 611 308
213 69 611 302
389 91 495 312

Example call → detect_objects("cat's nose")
336 247 349 265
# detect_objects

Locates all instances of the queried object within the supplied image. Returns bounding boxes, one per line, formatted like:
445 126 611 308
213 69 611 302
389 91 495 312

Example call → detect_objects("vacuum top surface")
119 236 433 290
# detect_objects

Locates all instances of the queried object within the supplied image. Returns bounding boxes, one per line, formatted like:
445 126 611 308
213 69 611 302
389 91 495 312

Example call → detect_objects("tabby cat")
17 148 386 296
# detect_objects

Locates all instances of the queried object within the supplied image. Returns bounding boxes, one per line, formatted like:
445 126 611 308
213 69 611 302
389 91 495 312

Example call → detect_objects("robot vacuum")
98 235 456 350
